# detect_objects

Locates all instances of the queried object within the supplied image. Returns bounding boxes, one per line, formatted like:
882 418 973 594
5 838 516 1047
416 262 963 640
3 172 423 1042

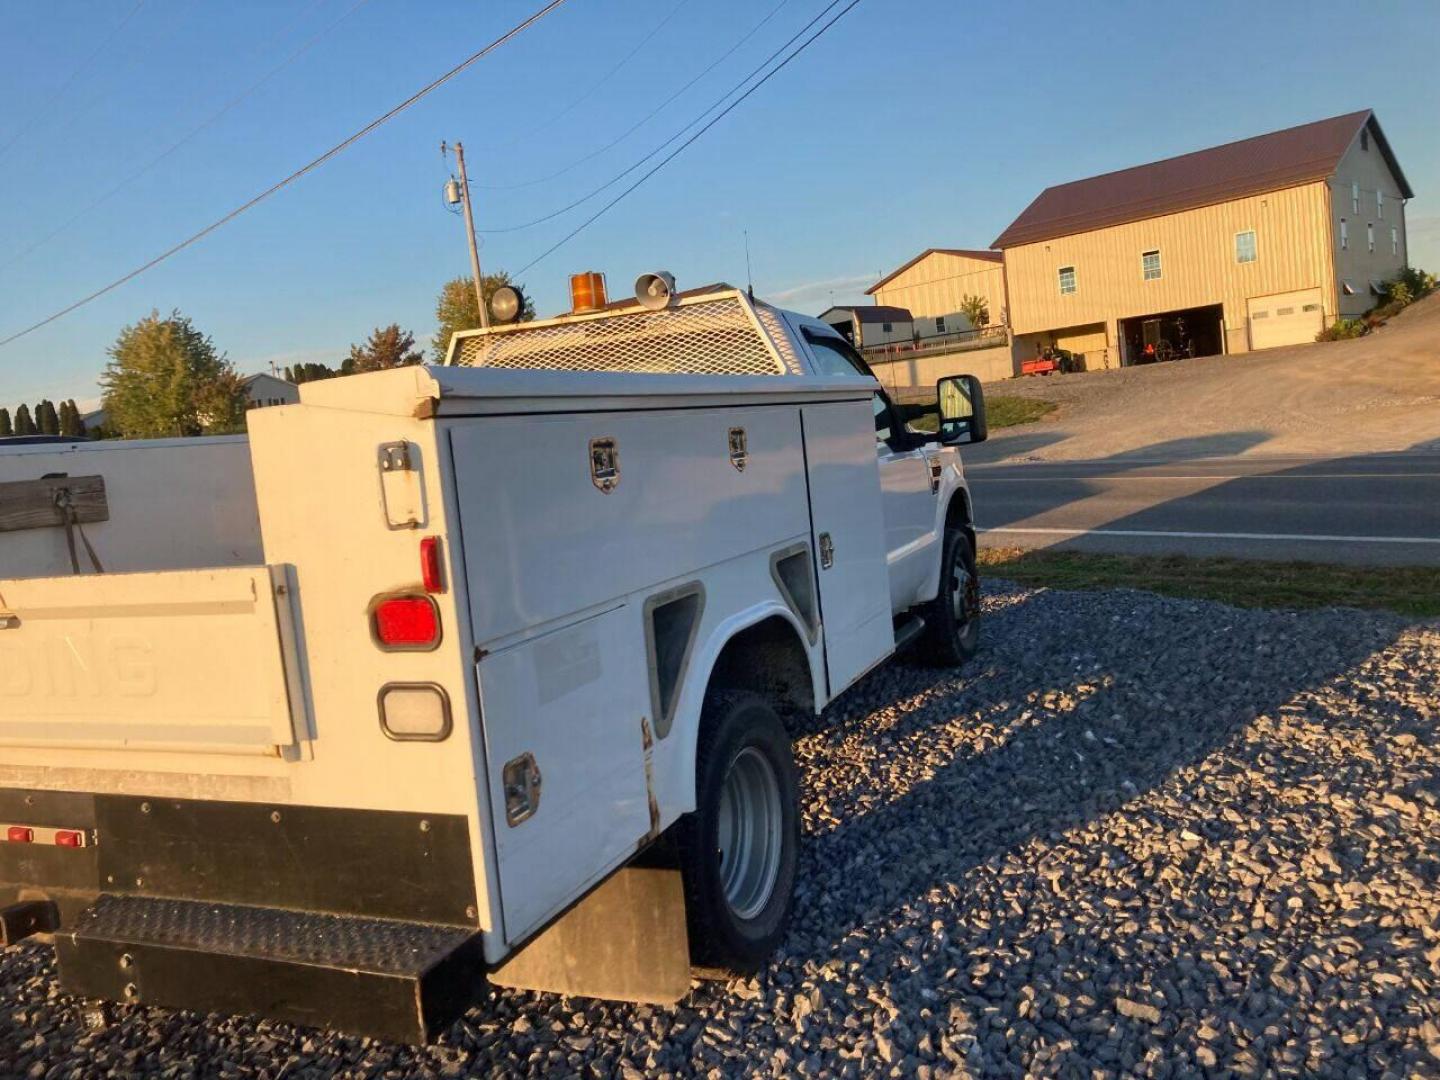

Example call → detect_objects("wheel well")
945 487 974 543
706 615 815 715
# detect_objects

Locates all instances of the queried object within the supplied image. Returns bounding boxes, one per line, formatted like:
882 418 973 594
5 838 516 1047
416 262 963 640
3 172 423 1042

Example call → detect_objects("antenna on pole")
744 229 754 301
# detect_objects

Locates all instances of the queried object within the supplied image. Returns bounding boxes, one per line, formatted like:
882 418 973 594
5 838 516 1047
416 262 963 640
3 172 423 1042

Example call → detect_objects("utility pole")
452 141 490 329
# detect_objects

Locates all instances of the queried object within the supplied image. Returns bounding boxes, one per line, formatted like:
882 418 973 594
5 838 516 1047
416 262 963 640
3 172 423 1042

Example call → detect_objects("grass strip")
906 395 1056 433
977 546 1440 618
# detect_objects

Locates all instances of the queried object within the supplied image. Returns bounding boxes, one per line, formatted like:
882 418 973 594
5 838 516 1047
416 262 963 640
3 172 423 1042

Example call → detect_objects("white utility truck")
0 281 987 1042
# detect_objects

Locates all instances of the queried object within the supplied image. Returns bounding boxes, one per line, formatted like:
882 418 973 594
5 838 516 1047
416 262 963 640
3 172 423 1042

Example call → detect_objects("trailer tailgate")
0 566 304 756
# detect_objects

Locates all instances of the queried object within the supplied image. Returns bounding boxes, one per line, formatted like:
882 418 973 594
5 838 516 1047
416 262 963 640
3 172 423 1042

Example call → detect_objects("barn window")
1141 250 1162 281
1392 227 1399 256
1367 223 1375 253
1360 129 1369 151
1377 190 1384 219
1352 182 1360 214
1340 219 1348 250
881 322 893 333
934 316 946 333
1058 266 1076 294
1235 230 1257 264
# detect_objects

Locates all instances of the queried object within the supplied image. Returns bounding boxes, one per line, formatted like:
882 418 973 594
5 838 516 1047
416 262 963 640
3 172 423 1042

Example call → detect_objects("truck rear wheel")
919 528 981 666
679 691 799 973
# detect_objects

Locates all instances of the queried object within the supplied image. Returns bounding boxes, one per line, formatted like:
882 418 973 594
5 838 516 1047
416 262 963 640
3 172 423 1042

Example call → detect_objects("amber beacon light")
569 271 608 313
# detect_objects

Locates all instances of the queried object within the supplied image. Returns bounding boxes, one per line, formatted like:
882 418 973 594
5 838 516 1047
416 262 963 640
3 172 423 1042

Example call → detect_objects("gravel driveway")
4 584 1438 1078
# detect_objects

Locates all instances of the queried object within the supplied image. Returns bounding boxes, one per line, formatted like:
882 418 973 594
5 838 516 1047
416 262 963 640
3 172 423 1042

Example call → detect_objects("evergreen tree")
14 404 36 435
36 399 59 435
58 400 80 436
0 407 11 437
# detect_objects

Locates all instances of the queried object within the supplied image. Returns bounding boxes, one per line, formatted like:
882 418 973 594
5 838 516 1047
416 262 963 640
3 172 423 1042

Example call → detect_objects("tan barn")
867 248 1007 338
994 110 1413 368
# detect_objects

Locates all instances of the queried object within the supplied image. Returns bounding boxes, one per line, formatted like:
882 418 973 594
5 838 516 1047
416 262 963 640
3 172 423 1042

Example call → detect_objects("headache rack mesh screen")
452 297 797 375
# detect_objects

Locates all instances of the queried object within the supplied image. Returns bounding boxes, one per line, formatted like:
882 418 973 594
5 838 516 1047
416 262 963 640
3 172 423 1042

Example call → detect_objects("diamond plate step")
56 894 484 1043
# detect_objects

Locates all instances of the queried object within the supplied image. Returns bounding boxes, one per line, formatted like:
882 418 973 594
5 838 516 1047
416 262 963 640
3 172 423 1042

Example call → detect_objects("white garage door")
1247 289 1324 350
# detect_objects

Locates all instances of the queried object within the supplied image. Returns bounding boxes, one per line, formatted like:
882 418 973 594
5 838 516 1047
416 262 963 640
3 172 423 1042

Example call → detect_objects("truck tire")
678 691 799 973
918 528 980 666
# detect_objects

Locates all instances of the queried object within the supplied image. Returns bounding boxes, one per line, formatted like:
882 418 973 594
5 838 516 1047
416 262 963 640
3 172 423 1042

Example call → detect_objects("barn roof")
993 110 1411 249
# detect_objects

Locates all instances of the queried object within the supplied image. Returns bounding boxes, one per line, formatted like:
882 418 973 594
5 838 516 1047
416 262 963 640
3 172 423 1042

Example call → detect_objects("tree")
99 310 247 438
957 294 990 331
35 399 59 435
0 408 11 437
14 404 36 435
431 272 534 360
58 399 82 436
345 324 423 374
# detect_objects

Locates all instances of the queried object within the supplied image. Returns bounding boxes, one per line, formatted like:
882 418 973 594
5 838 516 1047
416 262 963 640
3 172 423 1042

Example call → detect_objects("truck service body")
0 286 985 1041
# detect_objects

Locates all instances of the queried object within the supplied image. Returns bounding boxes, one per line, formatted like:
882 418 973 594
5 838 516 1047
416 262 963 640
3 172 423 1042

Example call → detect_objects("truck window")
802 328 900 448
801 329 871 378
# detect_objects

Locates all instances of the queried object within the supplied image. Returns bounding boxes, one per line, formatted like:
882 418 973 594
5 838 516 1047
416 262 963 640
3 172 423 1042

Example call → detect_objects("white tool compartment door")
474 606 652 942
801 401 894 694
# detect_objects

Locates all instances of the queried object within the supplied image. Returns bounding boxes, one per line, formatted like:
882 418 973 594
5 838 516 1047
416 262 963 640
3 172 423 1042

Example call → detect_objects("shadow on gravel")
784 586 1434 1075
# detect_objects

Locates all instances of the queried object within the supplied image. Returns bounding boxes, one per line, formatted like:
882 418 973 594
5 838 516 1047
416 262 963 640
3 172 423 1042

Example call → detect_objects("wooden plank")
0 475 108 533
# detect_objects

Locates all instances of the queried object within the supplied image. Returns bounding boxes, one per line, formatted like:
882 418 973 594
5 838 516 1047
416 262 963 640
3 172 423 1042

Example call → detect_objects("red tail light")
372 595 441 651
7 826 33 843
420 537 444 594
54 830 84 848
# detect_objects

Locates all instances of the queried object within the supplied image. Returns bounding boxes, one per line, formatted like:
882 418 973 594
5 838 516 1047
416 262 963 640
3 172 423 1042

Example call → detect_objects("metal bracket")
728 427 748 472
503 753 543 826
589 437 619 493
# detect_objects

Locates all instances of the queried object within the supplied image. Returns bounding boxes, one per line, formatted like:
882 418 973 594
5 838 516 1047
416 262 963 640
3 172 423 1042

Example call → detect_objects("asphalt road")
968 451 1440 566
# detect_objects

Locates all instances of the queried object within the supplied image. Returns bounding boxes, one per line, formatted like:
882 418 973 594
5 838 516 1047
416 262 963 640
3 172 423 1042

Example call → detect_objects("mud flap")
488 864 690 1005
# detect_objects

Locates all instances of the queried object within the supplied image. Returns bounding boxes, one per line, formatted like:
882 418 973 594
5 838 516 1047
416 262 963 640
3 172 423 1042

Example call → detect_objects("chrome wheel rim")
950 549 979 627
716 746 783 920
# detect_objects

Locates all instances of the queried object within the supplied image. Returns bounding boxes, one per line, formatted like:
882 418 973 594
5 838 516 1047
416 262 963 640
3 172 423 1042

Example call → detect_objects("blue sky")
1 0 1436 408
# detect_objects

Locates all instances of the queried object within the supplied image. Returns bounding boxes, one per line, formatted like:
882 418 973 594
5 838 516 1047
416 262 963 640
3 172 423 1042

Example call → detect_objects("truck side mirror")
936 374 987 445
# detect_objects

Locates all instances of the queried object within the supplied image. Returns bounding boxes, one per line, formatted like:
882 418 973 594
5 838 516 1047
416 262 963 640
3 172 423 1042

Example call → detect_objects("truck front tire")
919 528 981 666
679 691 799 973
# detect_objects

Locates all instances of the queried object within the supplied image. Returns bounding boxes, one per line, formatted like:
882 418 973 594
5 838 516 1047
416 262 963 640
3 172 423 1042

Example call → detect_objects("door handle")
818 532 835 570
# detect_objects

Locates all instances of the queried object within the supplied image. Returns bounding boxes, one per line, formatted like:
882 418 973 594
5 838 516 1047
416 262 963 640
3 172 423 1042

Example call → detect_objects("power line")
0 0 148 164
477 0 793 191
517 0 862 276
0 0 372 273
490 0 695 152
483 0 845 236
0 0 572 351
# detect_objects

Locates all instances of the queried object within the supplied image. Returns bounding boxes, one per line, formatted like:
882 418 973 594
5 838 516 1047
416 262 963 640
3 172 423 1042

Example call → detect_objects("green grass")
977 546 1440 618
986 396 1057 428
906 395 1056 433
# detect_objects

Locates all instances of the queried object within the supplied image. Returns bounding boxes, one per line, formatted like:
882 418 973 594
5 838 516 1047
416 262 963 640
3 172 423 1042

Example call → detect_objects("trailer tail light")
7 826 33 843
54 830 84 848
420 536 445 594
371 595 441 651
378 683 453 742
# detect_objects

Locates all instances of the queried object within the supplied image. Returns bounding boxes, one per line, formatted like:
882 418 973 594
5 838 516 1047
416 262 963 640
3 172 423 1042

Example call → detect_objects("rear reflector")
7 826 33 843
420 537 445 594
372 596 441 651
378 683 453 742
54 830 84 848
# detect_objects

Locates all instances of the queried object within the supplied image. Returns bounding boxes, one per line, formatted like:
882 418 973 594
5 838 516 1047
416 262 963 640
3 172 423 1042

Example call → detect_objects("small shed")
818 305 914 349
